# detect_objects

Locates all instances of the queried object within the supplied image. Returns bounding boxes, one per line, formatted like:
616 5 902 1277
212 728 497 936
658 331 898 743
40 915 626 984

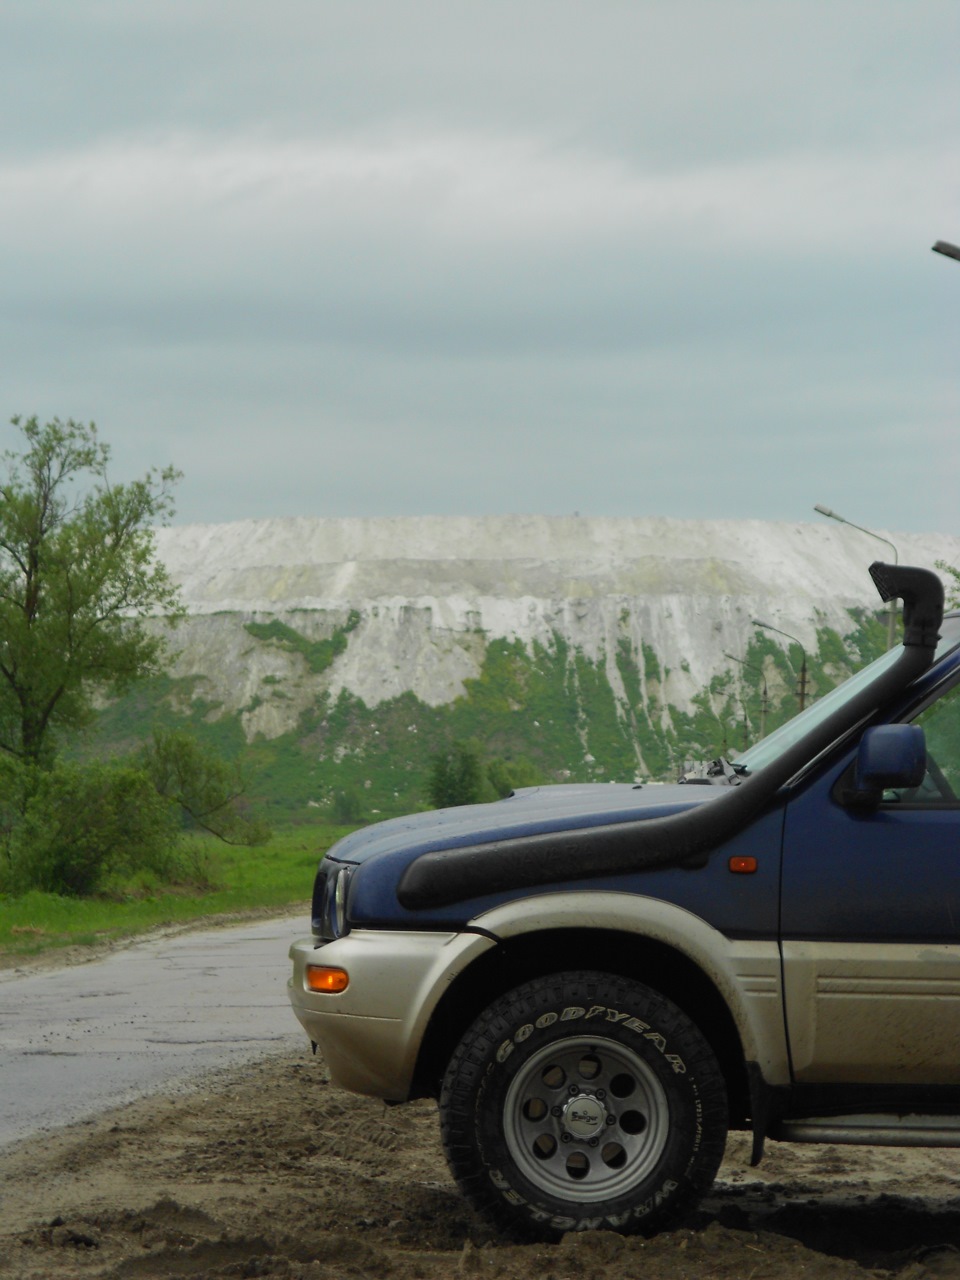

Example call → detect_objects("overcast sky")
2 1 957 537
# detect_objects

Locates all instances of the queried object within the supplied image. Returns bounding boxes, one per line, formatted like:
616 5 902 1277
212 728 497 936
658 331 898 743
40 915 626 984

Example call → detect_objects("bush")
486 755 543 798
426 743 545 809
6 760 179 897
331 788 365 824
428 741 485 809
0 730 271 899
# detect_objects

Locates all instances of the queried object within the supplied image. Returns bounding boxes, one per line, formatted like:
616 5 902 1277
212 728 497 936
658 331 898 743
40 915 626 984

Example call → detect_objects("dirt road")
2 1044 959 1280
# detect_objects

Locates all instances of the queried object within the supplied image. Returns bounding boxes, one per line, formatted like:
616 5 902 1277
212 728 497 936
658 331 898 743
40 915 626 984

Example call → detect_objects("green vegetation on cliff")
77 608 890 826
243 611 361 674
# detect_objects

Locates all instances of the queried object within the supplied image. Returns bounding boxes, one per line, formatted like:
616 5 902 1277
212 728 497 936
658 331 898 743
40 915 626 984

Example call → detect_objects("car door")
779 676 960 1085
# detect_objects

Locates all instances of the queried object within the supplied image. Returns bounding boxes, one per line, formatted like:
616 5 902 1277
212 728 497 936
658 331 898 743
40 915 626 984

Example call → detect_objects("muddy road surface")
0 913 303 1148
1 1045 960 1280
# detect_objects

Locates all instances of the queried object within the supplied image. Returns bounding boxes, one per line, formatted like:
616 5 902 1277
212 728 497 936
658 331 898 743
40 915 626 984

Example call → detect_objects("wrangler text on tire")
439 970 728 1239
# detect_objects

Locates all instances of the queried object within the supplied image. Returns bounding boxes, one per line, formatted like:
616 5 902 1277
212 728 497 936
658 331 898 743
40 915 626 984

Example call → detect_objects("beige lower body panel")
783 941 960 1084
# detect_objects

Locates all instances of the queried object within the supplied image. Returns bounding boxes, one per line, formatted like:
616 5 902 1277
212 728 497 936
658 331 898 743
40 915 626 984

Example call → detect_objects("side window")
886 682 960 806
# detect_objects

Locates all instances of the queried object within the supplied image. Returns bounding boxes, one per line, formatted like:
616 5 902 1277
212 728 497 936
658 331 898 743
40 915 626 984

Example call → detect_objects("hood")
328 782 716 871
332 781 721 930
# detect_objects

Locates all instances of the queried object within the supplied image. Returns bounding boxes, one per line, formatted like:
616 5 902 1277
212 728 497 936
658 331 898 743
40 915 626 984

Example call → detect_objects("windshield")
736 614 960 775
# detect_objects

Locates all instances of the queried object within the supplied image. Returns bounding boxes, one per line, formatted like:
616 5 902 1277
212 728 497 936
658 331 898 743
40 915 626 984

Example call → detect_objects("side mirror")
844 724 926 807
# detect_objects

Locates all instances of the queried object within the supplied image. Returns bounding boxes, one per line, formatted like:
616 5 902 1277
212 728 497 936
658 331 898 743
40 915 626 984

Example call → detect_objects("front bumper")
288 928 495 1100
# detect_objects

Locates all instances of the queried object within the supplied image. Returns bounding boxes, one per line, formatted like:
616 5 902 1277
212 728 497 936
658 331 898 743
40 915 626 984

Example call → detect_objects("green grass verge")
0 823 354 962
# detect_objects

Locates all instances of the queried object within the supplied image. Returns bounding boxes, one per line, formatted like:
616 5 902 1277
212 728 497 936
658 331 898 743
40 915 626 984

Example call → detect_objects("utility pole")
725 653 769 741
751 622 808 712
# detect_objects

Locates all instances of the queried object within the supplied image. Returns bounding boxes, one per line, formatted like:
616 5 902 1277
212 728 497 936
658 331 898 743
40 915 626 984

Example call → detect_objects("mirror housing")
844 724 926 807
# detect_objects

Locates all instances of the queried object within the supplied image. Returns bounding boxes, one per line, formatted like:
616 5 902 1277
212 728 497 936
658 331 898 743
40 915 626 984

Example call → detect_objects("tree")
937 560 960 610
428 740 485 809
143 729 270 846
331 787 365 824
486 754 543 798
0 416 182 764
428 744 545 809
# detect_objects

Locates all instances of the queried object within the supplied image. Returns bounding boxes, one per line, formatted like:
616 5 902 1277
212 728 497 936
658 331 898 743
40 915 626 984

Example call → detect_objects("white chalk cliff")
151 515 960 746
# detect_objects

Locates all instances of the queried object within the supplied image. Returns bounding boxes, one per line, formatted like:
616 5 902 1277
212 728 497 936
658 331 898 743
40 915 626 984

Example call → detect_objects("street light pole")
814 504 899 650
725 653 768 741
751 621 808 711
933 240 960 262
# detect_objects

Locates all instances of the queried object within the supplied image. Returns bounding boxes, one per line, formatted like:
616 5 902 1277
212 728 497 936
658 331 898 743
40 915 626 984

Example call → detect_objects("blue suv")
289 563 960 1239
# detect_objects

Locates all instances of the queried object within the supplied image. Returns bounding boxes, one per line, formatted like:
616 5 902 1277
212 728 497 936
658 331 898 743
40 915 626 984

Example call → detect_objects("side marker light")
306 965 349 993
728 856 758 874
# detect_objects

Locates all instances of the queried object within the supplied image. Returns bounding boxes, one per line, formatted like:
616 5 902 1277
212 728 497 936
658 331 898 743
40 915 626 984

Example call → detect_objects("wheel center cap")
562 1093 606 1140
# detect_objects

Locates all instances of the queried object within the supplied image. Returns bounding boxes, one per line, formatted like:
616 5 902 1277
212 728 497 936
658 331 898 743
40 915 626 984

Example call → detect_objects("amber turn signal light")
306 965 349 993
728 856 758 874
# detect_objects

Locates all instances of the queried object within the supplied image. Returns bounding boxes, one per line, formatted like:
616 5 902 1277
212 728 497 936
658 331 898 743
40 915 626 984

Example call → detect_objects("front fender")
470 891 790 1085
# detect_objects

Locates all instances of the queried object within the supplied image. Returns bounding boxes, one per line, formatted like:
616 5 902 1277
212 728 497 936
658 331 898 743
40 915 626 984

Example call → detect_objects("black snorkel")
397 563 944 910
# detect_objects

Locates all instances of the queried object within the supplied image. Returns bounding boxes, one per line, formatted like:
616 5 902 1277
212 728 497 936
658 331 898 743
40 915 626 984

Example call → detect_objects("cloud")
3 128 955 380
4 130 955 254
0 2 956 534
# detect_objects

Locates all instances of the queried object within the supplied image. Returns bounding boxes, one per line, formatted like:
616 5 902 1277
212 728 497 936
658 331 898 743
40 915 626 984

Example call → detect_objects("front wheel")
439 971 728 1240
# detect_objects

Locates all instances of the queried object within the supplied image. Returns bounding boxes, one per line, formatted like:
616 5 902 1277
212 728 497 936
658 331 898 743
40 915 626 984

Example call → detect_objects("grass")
0 823 355 962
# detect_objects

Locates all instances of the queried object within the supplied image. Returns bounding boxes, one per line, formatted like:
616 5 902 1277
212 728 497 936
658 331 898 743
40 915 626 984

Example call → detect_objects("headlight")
311 860 356 942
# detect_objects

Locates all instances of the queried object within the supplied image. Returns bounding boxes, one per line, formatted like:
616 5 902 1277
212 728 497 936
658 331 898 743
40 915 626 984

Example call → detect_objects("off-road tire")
440 970 728 1240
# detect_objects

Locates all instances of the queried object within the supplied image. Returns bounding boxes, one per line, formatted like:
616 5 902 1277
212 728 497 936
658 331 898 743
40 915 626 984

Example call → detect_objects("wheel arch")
411 925 752 1125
